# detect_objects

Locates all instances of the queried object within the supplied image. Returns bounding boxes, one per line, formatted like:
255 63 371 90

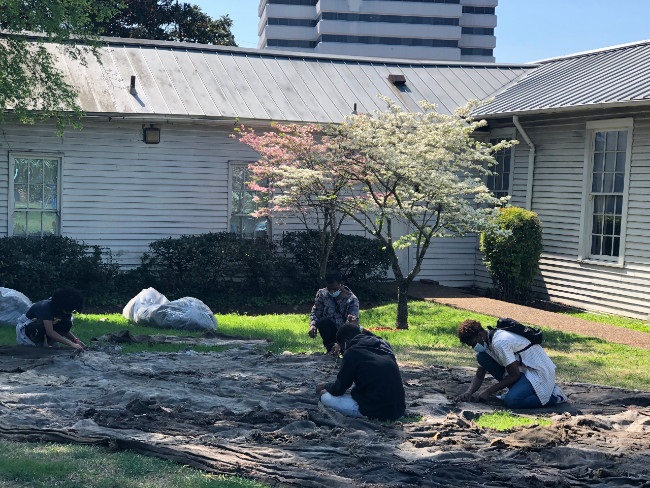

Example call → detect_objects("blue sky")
194 0 650 63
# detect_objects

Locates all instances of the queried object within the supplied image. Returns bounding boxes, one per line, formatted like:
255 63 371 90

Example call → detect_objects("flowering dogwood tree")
236 123 350 282
334 99 515 328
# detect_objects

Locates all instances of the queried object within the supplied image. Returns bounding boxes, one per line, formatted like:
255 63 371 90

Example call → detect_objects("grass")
561 309 650 333
2 299 649 486
0 440 264 488
474 410 553 431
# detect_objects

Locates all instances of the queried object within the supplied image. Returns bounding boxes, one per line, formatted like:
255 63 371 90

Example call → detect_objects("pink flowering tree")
334 99 515 329
235 123 351 282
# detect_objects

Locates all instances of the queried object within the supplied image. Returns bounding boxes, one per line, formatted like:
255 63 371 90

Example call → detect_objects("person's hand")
308 325 317 338
330 343 341 356
477 390 491 402
71 343 84 352
316 383 327 396
346 314 357 324
454 391 474 402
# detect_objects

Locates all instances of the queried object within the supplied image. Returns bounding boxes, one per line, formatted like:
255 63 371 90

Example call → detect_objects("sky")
194 0 650 63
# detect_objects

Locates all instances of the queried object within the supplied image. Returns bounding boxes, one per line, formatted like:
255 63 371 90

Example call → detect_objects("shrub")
280 230 391 292
0 235 120 304
480 207 543 302
135 232 293 307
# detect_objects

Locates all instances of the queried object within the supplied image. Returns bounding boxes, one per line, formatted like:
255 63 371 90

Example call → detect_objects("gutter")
512 115 535 210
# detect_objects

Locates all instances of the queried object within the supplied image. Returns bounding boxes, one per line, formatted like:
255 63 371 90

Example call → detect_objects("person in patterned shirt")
308 270 359 355
455 319 568 408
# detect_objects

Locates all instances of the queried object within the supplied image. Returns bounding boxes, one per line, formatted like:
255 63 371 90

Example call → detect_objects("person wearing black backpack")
455 319 568 408
308 271 360 355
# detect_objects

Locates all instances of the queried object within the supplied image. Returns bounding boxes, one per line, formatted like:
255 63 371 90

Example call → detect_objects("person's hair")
51 287 84 313
325 270 343 286
457 319 484 345
336 323 361 346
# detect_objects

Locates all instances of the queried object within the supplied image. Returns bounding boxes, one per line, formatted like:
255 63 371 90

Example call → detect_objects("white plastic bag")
0 287 32 325
122 287 169 323
123 288 217 331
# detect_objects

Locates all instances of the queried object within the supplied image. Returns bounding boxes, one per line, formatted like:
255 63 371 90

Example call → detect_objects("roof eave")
477 99 650 119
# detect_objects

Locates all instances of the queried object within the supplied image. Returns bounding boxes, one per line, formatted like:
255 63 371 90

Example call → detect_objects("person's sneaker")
551 385 568 405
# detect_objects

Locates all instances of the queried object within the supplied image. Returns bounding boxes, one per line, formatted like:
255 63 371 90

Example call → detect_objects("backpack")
488 317 543 355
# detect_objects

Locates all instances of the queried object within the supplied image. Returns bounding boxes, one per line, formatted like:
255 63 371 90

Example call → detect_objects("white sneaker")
551 385 568 405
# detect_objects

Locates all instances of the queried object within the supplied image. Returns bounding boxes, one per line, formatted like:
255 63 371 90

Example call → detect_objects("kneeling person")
316 324 406 421
16 287 86 351
455 319 567 408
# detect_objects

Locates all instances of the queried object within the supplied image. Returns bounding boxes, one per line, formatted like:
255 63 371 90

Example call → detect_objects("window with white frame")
487 138 513 199
229 163 270 239
10 155 61 236
581 119 632 263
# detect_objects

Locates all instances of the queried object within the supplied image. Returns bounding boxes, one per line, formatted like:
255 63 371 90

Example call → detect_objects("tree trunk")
395 279 409 329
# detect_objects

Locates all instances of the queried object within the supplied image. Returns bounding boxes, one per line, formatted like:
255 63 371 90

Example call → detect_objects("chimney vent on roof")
130 75 137 95
388 74 406 85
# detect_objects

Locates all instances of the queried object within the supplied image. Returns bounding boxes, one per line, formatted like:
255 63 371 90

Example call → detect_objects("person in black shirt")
316 324 406 421
16 287 86 351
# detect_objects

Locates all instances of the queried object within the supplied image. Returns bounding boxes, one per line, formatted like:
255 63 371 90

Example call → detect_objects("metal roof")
51 37 534 123
474 39 650 117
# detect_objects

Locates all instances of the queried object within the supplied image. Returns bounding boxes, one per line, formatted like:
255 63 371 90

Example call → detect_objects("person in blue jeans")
455 319 567 408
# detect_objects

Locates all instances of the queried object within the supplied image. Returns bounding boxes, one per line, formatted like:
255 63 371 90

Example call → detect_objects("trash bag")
149 297 217 332
123 288 217 332
0 287 32 325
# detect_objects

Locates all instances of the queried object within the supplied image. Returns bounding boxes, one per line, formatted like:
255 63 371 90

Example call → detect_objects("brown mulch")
407 282 650 350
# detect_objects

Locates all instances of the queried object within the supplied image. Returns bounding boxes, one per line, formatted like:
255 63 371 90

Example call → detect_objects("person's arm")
477 362 520 401
325 354 356 396
43 321 83 351
64 331 86 349
346 294 360 323
455 366 486 401
308 291 324 337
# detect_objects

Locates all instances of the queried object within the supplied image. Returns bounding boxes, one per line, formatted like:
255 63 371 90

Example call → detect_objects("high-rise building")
258 0 497 62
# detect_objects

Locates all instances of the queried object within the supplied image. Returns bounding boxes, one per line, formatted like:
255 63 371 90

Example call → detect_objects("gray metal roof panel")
54 37 535 122
475 40 650 117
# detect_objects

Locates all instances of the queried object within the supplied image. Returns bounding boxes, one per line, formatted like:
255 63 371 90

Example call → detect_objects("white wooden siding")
473 115 650 320
0 120 259 266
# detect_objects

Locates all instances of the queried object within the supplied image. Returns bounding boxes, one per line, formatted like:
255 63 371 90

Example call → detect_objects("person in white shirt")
455 319 567 408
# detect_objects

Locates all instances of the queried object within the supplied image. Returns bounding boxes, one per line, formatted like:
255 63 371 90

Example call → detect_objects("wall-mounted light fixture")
143 125 160 144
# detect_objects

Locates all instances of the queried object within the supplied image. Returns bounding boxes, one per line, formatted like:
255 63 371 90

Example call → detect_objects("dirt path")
408 283 650 349
0 345 649 487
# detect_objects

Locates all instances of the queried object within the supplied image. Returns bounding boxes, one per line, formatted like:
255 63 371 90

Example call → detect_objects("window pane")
615 152 626 173
28 184 44 209
594 195 605 213
614 173 624 193
14 185 27 208
612 237 620 257
592 172 602 192
614 217 621 235
616 131 627 151
602 236 613 255
502 148 511 172
594 132 606 152
232 166 247 191
615 195 623 214
605 195 616 213
591 235 602 255
605 131 618 151
29 159 44 184
42 212 58 235
12 212 27 236
592 215 602 234
14 160 28 184
593 152 604 172
604 216 614 235
604 152 616 172
603 173 614 193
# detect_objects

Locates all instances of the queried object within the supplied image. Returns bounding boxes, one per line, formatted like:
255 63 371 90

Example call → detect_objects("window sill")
577 258 624 269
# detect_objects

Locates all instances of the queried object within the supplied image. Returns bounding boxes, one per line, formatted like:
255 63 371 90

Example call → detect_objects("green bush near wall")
481 207 544 302
0 235 120 304
0 232 392 310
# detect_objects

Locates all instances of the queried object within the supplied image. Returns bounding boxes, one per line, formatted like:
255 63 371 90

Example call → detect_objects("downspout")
512 116 536 210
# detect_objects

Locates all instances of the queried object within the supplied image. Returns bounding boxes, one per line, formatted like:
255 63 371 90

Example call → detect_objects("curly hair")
457 319 484 345
51 287 84 314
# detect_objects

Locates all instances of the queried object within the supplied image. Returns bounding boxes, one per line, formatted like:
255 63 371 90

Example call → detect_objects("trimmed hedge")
481 207 544 302
0 235 120 305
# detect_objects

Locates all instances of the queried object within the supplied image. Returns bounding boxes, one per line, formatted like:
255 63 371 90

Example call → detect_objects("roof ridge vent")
388 74 406 85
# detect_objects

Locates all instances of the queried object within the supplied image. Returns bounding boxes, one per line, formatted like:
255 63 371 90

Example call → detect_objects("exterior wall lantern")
143 125 160 144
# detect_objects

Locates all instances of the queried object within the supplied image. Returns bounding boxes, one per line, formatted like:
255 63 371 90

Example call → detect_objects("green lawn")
1 299 649 487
